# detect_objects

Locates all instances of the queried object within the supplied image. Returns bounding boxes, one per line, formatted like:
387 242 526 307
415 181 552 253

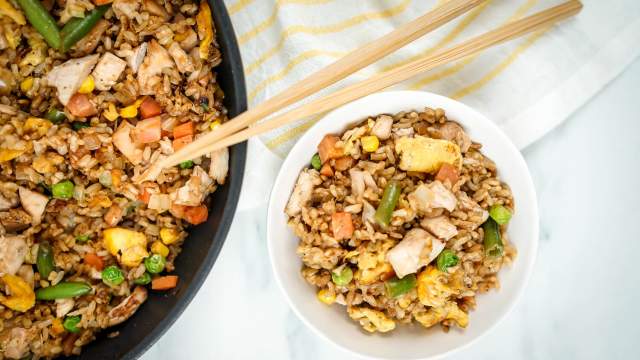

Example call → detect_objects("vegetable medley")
0 0 229 358
286 108 516 333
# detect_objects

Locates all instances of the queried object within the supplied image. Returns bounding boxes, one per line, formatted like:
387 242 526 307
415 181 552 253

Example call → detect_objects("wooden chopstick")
158 0 487 170
162 0 582 167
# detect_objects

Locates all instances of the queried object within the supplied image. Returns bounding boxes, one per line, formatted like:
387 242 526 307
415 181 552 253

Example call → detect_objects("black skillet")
72 0 247 358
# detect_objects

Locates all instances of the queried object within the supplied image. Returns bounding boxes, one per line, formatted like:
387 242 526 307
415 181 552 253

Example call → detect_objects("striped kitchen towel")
224 0 640 156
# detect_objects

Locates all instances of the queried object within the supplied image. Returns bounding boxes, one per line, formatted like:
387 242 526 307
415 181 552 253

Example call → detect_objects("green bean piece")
310 153 321 170
331 266 353 286
436 249 459 272
45 109 66 124
483 218 504 258
16 0 62 49
385 274 417 298
72 122 90 131
75 234 90 243
489 205 512 225
51 180 74 200
374 181 401 228
179 160 194 169
133 272 152 285
36 242 55 279
60 5 110 52
63 315 81 333
101 265 125 286
144 254 165 274
35 282 92 300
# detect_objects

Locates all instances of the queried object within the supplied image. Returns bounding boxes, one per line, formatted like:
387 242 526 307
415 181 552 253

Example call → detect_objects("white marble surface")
142 58 640 359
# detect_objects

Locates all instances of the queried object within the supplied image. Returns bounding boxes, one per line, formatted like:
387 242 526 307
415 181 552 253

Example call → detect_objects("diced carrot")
139 97 162 119
84 253 104 271
51 318 65 336
138 182 156 204
134 116 162 143
67 93 97 118
331 212 354 240
93 0 113 4
320 163 333 177
317 134 343 163
152 275 179 290
183 205 208 225
172 135 193 151
170 204 186 219
334 156 354 171
172 121 194 139
435 163 459 185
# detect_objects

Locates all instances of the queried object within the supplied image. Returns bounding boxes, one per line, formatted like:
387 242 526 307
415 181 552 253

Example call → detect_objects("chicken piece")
56 298 75 318
416 266 457 308
431 121 472 153
112 121 143 165
408 181 457 214
45 54 99 105
106 286 148 327
16 265 33 288
143 0 168 19
0 193 16 211
347 307 395 333
170 166 212 206
112 0 140 19
137 40 174 95
18 187 48 224
371 115 393 140
457 192 489 226
209 147 229 185
148 194 171 213
414 301 468 329
104 204 124 227
0 209 31 232
92 52 127 91
127 42 148 73
386 228 445 278
168 42 195 73
421 215 458 241
179 28 199 51
395 136 461 174
285 170 321 217
348 169 378 198
361 200 376 225
0 327 36 359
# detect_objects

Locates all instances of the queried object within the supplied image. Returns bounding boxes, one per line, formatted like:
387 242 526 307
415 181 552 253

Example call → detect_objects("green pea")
36 242 55 279
310 153 321 170
489 205 512 225
72 122 90 131
51 180 74 200
75 234 90 243
144 254 165 274
179 160 194 169
63 315 81 333
331 266 353 286
45 108 66 124
133 272 152 285
35 282 92 300
101 265 125 286
436 249 459 272
385 274 416 298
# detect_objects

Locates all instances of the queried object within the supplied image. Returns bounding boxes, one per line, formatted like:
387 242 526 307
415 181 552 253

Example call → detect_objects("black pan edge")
74 0 247 358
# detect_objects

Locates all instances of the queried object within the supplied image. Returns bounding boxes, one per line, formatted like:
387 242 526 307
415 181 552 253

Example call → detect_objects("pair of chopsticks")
155 0 582 173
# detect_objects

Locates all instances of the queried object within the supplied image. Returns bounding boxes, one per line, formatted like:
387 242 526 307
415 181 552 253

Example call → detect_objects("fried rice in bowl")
267 91 538 360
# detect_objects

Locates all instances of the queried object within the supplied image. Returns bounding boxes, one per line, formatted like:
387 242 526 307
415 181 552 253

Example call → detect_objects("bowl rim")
267 90 539 360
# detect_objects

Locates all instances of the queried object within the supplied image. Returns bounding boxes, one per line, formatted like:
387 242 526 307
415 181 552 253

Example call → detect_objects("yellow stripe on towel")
228 0 254 15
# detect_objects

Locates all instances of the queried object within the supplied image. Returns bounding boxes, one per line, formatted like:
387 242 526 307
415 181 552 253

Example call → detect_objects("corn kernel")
361 136 379 152
119 105 138 118
151 241 170 258
104 103 119 121
316 289 336 305
111 169 123 188
20 77 34 93
51 318 65 336
209 120 221 131
78 75 95 94
159 228 180 245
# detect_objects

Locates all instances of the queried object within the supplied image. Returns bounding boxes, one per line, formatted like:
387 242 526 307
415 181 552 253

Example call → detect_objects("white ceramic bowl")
267 91 538 360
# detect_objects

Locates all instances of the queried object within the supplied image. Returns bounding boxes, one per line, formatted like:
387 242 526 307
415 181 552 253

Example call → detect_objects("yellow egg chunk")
395 136 461 173
0 275 35 312
103 228 148 267
120 245 149 268
151 241 170 257
159 228 180 245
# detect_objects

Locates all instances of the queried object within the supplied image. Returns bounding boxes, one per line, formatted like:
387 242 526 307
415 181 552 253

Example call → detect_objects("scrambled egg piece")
0 275 35 312
103 228 149 267
348 307 396 333
356 239 395 285
414 302 469 329
417 266 458 308
395 136 461 173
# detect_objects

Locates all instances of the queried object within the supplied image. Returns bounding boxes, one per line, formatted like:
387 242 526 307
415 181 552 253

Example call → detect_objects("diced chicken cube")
386 228 445 278
92 52 127 91
168 42 195 73
431 121 472 153
106 286 147 327
0 235 27 275
45 54 99 105
112 121 143 165
55 299 75 318
148 193 171 213
408 181 457 214
209 148 229 185
137 40 174 95
179 28 199 51
371 115 393 140
285 170 321 217
348 169 378 198
112 0 140 19
0 327 36 359
127 42 148 73
18 187 48 224
421 215 458 241
170 166 212 206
